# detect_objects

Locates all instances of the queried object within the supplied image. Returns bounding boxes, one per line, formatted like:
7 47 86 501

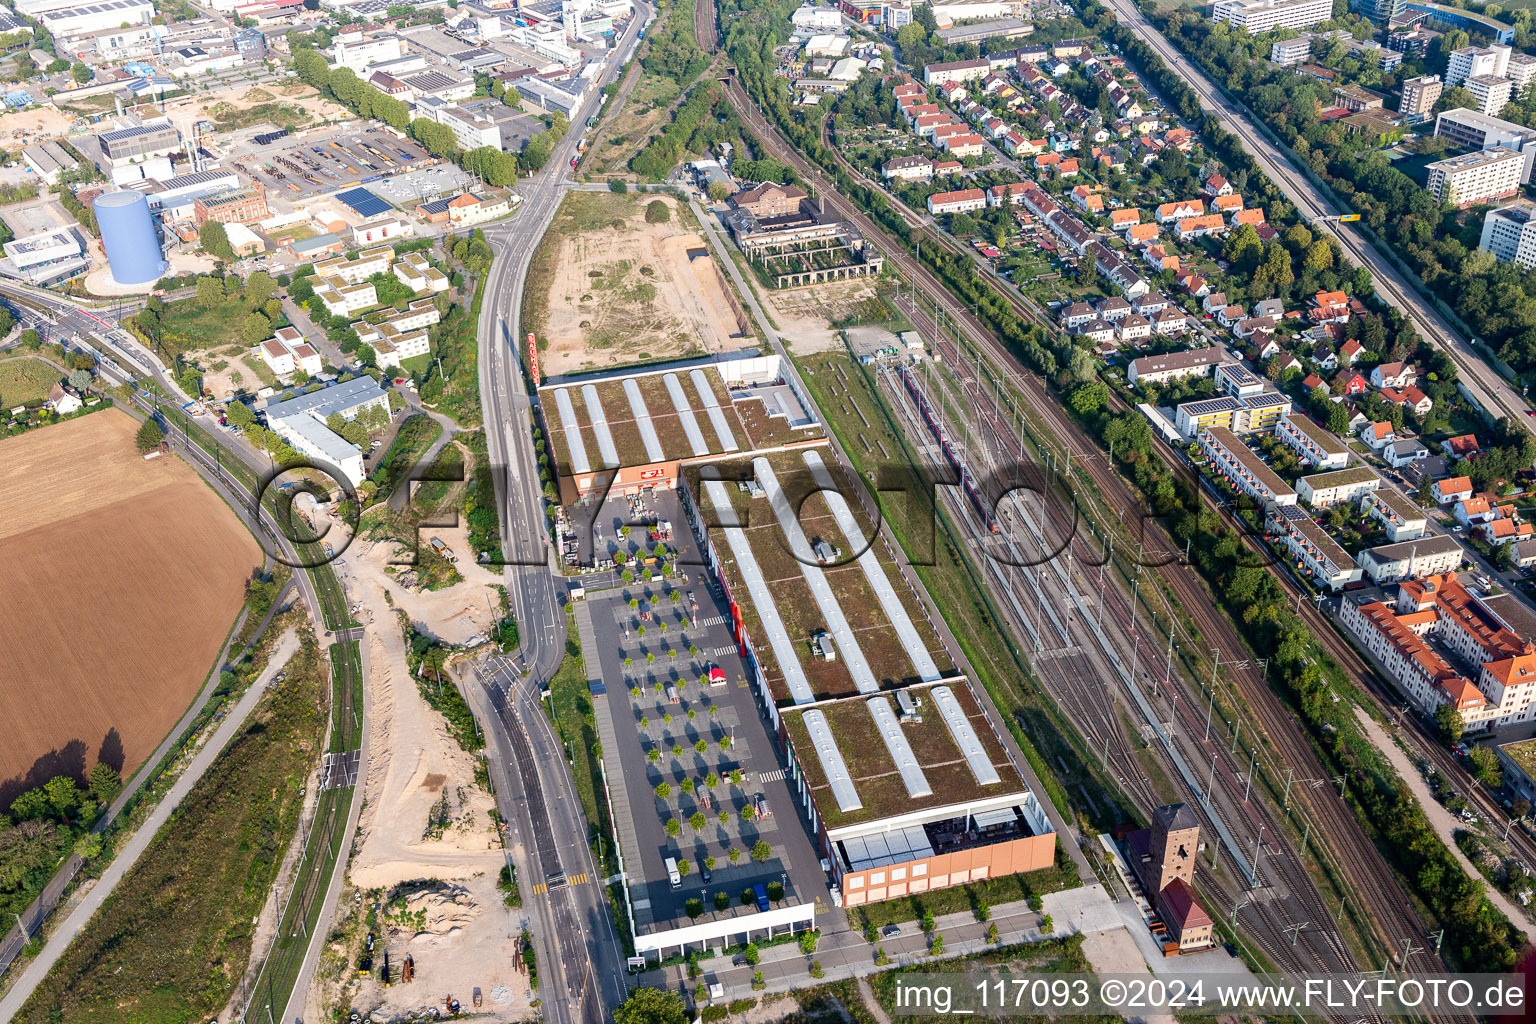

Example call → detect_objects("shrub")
751 840 771 862
665 817 680 836
645 200 671 223
714 891 730 911
743 942 760 966
799 930 818 954
654 782 671 800
685 898 703 918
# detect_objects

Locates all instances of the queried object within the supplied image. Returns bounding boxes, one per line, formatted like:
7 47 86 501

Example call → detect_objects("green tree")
134 417 164 453
1069 380 1110 414
1435 702 1464 746
46 57 69 73
74 830 102 860
689 811 706 831
70 61 90 83
87 761 120 805
654 781 671 800
613 987 689 1024
751 839 771 862
43 775 79 817
240 311 271 347
665 817 680 836
1470 746 1502 787
196 276 222 307
200 220 235 260
706 181 729 202
68 368 91 393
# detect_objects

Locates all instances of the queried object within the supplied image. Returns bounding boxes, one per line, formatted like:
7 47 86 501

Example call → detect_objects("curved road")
1102 0 1536 434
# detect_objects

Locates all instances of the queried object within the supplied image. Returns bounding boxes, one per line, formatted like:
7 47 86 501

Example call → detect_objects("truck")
430 536 457 562
666 857 681 889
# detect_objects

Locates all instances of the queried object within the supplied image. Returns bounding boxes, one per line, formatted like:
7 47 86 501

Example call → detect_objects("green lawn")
144 295 282 362
17 634 329 1024
0 356 61 409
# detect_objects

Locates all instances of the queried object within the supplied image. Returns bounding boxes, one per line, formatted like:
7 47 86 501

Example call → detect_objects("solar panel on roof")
337 186 392 218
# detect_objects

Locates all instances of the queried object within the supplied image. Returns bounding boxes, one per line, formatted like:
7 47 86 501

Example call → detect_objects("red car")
394 377 408 385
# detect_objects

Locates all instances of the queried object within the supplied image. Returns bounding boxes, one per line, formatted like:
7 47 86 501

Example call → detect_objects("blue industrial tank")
93 190 166 286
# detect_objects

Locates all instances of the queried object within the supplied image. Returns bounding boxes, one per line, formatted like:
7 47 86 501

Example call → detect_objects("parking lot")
583 490 834 938
226 125 436 202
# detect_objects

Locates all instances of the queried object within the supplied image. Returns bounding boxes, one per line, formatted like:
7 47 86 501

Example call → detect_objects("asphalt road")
464 8 653 1023
1100 0 1536 435
0 632 303 1024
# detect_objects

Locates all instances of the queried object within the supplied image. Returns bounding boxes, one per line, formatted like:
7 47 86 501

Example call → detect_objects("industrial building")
1 227 86 284
94 120 181 184
193 183 271 225
262 376 391 486
39 0 153 36
933 17 1033 43
22 141 79 185
1121 805 1214 953
93 189 166 286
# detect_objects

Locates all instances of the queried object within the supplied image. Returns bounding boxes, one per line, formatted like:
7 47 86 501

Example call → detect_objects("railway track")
805 92 1448 971
707 36 1456 980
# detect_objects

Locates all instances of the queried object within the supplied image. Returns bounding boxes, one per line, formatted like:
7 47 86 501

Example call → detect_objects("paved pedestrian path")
0 631 301 1022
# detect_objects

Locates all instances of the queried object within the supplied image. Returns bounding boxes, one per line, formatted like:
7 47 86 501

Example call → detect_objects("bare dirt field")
531 193 750 377
312 535 530 1022
0 409 262 795
756 278 883 356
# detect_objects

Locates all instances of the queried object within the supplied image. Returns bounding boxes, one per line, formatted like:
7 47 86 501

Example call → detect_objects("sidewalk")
641 883 1129 1002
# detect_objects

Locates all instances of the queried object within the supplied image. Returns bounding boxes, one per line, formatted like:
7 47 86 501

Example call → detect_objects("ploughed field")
0 410 262 790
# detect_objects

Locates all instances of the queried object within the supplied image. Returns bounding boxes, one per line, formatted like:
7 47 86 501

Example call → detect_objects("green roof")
1501 738 1536 782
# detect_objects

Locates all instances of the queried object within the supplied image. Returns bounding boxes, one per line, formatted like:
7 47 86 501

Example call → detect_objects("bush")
645 199 671 223
742 942 760 966
609 180 628 193
751 839 771 862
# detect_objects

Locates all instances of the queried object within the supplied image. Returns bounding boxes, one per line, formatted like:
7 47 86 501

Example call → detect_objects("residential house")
1433 476 1474 504
1371 361 1417 389
1361 420 1396 452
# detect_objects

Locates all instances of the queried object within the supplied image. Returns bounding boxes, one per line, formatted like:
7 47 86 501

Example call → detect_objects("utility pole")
1244 747 1256 802
1251 823 1267 884
1286 921 1308 945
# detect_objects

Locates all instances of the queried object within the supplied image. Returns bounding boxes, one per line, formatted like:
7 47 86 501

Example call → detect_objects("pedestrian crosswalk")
697 615 725 628
710 646 735 658
527 872 591 896
758 769 785 784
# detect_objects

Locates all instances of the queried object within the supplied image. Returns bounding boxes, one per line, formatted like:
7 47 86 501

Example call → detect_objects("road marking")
757 769 785 783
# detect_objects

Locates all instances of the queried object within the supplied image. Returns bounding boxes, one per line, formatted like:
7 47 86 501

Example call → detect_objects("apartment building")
1175 391 1291 438
1426 148 1525 207
1126 346 1225 388
1277 411 1349 469
927 189 987 214
257 326 322 378
1343 573 1536 729
1211 0 1333 32
1363 488 1428 542
1468 74 1514 116
1434 108 1536 183
1296 466 1380 507
1478 200 1536 268
315 245 394 285
1446 44 1510 88
1509 52 1536 97
1399 75 1442 124
1267 504 1363 590
314 277 378 317
1358 534 1464 584
1196 426 1299 508
1270 34 1314 65
393 251 449 294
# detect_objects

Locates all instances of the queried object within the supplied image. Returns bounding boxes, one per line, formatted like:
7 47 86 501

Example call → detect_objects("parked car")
882 924 902 937
753 883 770 912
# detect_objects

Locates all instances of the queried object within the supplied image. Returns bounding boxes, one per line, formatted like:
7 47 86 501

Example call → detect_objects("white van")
665 857 681 889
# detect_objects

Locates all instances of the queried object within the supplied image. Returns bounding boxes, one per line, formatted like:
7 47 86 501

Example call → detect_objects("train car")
899 366 998 533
